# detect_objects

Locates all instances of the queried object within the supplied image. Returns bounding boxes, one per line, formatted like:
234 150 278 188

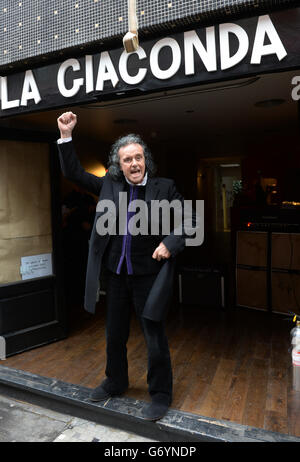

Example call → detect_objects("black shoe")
89 384 112 402
89 383 127 402
141 401 169 421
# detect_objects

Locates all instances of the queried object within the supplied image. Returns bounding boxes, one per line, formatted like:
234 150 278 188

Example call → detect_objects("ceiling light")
113 118 137 124
254 99 285 108
220 163 240 167
81 77 259 111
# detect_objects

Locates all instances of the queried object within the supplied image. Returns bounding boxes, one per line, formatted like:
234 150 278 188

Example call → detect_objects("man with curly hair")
57 111 189 421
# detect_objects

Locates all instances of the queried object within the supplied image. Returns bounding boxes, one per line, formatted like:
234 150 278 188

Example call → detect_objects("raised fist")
57 112 77 138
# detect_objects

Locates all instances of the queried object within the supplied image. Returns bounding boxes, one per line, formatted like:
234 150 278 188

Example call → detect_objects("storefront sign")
1 9 300 116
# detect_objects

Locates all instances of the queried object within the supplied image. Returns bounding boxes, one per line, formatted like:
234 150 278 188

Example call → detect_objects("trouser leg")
104 271 131 392
131 274 173 405
140 317 173 404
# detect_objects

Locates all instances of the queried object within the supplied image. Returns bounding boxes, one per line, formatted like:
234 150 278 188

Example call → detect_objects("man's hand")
57 112 77 138
152 242 171 261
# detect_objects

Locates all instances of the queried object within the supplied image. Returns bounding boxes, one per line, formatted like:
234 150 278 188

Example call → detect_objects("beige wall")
0 140 52 284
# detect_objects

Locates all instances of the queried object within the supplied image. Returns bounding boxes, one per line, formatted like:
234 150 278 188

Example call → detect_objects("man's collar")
124 171 148 186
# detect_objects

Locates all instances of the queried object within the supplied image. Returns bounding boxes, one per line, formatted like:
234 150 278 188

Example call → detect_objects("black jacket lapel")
145 177 160 203
112 178 126 215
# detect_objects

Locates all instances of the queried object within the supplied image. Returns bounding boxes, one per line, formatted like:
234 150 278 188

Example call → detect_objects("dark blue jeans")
103 270 172 405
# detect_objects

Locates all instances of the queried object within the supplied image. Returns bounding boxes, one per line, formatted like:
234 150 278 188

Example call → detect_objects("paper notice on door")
20 253 53 280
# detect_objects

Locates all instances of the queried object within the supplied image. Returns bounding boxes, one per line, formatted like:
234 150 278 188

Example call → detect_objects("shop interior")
1 68 300 436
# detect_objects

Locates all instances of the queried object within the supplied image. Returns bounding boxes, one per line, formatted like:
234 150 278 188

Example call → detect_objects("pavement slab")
0 394 155 442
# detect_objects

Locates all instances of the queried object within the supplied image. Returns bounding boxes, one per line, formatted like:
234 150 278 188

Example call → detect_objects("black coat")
57 141 186 320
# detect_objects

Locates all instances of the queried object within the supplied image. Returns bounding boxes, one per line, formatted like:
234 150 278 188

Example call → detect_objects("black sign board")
1 8 300 117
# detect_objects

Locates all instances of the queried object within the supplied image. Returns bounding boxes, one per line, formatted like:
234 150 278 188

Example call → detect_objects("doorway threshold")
0 365 299 443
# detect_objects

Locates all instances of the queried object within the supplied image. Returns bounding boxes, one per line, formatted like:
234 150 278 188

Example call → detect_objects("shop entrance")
2 68 300 437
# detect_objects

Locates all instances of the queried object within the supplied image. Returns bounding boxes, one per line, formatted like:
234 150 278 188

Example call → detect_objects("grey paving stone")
0 394 156 442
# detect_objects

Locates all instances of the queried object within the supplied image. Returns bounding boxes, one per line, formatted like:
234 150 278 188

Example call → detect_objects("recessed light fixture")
220 164 240 167
114 118 137 124
255 99 285 108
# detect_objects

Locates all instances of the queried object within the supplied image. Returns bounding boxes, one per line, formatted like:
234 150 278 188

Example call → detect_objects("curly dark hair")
107 134 156 181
